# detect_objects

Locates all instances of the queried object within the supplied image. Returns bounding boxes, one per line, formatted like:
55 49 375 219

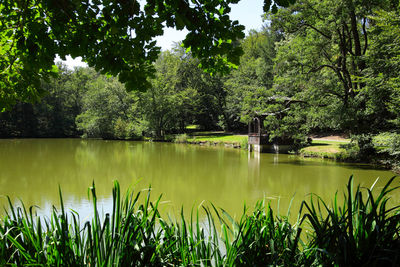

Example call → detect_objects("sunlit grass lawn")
300 139 350 159
185 124 201 130
186 131 248 144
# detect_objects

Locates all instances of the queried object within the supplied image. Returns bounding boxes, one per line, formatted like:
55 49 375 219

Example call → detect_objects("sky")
59 0 265 68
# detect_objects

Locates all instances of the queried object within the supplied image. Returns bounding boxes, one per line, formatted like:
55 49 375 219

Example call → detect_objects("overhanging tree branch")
299 22 331 39
307 64 338 74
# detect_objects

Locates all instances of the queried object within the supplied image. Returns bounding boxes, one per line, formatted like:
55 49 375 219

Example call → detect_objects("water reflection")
0 139 396 221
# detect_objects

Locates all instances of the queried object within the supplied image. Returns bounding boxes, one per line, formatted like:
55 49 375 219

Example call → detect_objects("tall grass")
0 176 399 266
299 176 400 266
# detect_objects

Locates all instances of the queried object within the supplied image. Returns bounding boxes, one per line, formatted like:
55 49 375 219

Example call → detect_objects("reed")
299 176 400 266
0 176 399 266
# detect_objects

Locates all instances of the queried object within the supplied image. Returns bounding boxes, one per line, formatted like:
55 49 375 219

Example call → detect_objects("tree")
137 51 180 138
137 48 224 138
0 0 300 111
173 45 227 130
0 63 90 137
270 0 398 133
223 28 277 131
76 74 141 139
365 4 400 129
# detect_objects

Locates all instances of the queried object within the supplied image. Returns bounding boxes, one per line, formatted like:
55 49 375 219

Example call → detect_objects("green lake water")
0 139 397 220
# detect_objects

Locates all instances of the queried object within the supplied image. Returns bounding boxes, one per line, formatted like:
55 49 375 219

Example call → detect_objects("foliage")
354 134 377 160
137 51 184 138
224 28 277 131
0 64 89 137
76 75 141 139
0 50 232 139
240 136 248 149
365 3 400 129
138 48 228 138
174 133 189 143
1 177 400 265
376 133 400 160
0 0 302 110
270 0 399 134
217 201 301 266
300 176 400 266
1 0 400 162
374 132 400 171
0 0 258 110
340 134 377 162
0 0 301 111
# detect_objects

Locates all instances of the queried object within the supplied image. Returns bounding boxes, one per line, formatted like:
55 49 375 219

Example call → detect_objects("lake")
0 139 397 221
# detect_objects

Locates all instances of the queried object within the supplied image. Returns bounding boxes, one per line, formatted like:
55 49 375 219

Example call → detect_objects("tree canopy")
269 0 400 134
3 0 400 143
0 0 295 111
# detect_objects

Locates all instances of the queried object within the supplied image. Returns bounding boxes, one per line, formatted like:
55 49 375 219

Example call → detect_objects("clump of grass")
0 182 227 266
1 176 399 266
300 176 400 266
187 133 248 145
216 201 302 266
240 137 248 150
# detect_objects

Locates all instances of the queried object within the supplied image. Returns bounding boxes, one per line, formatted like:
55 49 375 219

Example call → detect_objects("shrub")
173 133 189 143
342 134 377 162
126 120 147 140
113 117 128 139
375 132 400 172
355 134 376 158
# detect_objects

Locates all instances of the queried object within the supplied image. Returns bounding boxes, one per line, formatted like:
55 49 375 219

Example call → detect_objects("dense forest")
1 0 399 157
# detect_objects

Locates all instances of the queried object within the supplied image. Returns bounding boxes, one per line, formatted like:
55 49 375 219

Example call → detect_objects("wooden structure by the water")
248 116 269 152
247 96 304 153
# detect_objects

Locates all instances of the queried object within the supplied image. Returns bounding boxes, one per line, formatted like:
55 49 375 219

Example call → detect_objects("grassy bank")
299 133 400 174
176 132 351 156
1 176 400 266
172 131 400 173
299 139 350 160
174 131 248 149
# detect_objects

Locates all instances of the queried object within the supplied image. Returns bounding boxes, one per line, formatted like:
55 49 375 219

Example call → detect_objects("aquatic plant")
300 176 400 266
0 176 399 266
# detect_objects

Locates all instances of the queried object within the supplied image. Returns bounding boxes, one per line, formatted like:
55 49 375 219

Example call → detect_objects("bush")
340 141 359 159
113 117 128 139
173 133 189 143
355 134 376 157
375 132 400 172
126 120 147 140
343 134 377 161
379 133 400 159
217 115 227 131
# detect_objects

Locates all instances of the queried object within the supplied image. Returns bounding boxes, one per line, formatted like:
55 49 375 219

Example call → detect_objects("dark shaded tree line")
0 47 239 139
